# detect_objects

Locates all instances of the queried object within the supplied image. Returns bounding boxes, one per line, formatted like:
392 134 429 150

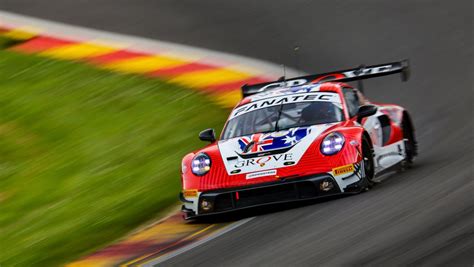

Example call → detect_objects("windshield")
222 100 344 139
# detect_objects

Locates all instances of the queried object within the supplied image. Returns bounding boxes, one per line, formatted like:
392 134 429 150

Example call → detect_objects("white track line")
0 10 300 78
141 217 256 267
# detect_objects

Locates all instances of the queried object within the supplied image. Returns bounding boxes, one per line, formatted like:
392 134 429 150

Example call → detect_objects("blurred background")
0 0 472 266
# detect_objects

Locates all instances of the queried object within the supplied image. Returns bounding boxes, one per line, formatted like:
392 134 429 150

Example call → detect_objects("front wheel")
360 137 375 190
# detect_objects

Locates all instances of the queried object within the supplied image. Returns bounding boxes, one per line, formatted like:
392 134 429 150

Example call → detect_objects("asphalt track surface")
1 0 472 266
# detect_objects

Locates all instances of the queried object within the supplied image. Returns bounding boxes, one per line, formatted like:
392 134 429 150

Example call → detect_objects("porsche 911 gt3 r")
180 60 417 219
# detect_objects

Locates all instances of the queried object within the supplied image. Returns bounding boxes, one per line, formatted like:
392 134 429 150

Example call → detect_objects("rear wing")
242 60 410 97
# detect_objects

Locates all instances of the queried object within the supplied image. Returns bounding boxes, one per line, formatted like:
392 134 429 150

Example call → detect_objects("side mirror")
356 105 378 123
199 128 216 143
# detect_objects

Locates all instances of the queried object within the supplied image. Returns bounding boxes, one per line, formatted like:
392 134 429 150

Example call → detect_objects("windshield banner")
230 92 341 119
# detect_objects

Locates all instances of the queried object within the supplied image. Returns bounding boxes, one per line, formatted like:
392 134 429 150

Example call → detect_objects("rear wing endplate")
242 60 410 97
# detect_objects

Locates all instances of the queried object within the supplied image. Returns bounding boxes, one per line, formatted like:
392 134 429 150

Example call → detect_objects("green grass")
0 36 24 49
0 50 228 266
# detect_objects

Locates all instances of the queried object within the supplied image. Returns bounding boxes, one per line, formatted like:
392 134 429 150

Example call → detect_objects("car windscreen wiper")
274 103 285 132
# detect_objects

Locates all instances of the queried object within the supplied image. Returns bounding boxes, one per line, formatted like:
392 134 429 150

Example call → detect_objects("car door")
344 87 407 172
342 87 384 147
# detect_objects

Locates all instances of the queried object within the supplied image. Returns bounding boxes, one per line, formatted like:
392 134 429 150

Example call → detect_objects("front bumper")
181 174 344 219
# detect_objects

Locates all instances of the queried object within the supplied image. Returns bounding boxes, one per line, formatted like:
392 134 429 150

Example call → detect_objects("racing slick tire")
360 135 375 190
402 112 417 167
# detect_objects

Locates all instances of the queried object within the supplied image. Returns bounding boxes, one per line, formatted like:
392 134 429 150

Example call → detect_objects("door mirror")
356 105 378 123
199 128 216 143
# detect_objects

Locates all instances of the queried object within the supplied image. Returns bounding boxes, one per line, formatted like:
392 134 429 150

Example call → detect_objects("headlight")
191 153 211 176
321 132 345 155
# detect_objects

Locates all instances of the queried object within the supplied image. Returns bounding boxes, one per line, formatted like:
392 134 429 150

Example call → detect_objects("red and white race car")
180 60 417 219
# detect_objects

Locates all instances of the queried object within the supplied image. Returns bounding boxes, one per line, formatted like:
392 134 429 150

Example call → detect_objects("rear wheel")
360 136 375 189
402 114 417 166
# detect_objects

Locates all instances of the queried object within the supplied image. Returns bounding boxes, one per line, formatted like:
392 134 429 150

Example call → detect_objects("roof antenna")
278 64 286 82
293 45 300 76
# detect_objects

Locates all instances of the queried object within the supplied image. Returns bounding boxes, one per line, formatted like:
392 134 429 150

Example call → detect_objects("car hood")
217 124 336 175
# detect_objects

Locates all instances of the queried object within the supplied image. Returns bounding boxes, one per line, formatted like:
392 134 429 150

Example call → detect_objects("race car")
180 60 417 219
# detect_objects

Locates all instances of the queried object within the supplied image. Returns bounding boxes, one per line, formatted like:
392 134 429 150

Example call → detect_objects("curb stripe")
1 26 38 40
0 23 274 108
40 42 118 60
212 90 242 108
65 213 217 267
101 55 187 74
139 217 256 267
169 68 251 88
147 62 219 77
9 35 75 53
121 224 217 267
86 49 151 64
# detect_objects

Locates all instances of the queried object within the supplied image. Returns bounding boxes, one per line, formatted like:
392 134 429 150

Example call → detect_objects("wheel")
360 136 375 189
402 114 417 166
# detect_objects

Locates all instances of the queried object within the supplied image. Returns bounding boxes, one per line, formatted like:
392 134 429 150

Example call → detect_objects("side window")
343 88 359 118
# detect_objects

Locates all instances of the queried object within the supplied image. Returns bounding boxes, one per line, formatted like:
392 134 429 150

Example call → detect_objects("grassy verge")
0 50 228 266
0 36 24 49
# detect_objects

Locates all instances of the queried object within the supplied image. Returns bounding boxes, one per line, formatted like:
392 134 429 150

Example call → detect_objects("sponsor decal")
248 84 320 101
342 64 394 78
231 92 341 118
239 133 274 153
219 124 334 175
234 153 293 168
238 127 310 155
332 164 355 176
183 189 198 197
259 79 308 91
313 65 396 84
246 169 277 179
